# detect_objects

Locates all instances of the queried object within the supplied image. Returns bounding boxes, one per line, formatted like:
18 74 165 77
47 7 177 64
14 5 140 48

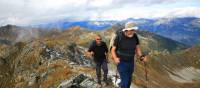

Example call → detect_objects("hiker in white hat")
111 21 147 88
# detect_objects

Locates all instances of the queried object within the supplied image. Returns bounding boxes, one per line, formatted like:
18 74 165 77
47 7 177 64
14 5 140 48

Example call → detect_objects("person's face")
124 30 135 37
95 36 102 44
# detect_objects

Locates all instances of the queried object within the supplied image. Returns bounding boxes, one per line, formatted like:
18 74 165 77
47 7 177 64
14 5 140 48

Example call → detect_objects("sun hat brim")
122 26 138 32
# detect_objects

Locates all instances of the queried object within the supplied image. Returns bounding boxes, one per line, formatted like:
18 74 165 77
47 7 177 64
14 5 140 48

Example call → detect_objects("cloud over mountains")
0 0 200 26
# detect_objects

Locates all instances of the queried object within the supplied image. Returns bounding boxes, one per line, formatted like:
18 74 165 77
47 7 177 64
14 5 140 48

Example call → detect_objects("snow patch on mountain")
154 18 174 25
89 21 116 26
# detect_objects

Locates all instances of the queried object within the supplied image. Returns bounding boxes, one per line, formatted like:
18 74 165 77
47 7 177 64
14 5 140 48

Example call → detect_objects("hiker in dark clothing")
87 34 109 85
111 22 147 88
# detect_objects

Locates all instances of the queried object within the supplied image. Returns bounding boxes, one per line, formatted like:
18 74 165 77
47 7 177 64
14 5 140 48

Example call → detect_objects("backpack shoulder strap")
102 42 108 49
133 33 140 45
90 40 96 48
116 31 123 49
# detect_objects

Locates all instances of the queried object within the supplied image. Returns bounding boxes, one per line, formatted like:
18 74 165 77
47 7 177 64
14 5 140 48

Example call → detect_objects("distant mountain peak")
0 24 18 29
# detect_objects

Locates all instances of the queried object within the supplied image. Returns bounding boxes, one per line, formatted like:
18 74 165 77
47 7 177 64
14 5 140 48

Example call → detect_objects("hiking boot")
97 76 101 84
104 81 109 86
97 80 101 85
103 79 109 86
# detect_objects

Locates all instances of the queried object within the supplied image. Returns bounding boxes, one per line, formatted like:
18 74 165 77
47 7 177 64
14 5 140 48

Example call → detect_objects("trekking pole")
143 61 148 88
114 67 119 88
143 61 148 81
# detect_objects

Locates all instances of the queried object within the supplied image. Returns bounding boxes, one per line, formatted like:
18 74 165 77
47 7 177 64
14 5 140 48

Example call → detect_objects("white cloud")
0 16 31 26
0 0 200 26
89 0 113 7
165 7 200 18
95 6 200 20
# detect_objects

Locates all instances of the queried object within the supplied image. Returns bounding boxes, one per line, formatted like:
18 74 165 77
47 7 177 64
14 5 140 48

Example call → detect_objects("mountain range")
31 17 200 46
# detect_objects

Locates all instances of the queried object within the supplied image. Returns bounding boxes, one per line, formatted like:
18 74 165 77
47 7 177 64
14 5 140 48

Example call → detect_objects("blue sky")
0 0 200 26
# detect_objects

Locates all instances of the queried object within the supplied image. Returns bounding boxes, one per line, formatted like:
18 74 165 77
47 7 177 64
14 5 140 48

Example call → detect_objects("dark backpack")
91 40 96 48
115 31 123 49
109 23 124 51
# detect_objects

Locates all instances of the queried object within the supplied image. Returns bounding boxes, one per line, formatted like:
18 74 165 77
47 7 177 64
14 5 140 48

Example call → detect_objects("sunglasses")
125 30 135 32
96 38 102 40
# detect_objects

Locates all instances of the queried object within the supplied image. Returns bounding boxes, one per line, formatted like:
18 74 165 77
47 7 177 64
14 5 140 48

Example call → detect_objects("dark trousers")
95 60 108 82
117 60 134 88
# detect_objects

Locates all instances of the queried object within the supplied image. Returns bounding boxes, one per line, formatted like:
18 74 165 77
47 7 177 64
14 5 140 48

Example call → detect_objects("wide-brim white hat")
122 21 138 32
